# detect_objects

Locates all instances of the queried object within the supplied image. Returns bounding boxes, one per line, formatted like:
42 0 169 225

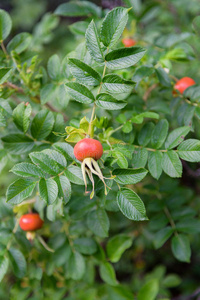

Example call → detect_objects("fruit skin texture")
122 38 136 47
174 77 196 94
74 138 103 162
19 213 44 231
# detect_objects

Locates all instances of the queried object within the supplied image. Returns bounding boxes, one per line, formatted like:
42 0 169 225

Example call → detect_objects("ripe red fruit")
74 138 103 162
174 77 196 94
122 38 136 47
19 213 44 231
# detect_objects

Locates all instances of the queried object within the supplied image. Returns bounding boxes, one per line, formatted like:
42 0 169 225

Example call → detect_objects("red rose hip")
74 138 103 162
174 77 196 94
122 38 136 47
19 213 44 231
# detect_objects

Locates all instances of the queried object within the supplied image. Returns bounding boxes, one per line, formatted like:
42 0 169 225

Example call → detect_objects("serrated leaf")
122 121 132 133
6 179 36 204
29 151 60 175
7 32 32 54
102 74 135 93
162 151 182 178
171 234 191 263
74 237 97 255
68 58 101 86
47 54 60 81
42 149 67 170
96 93 127 110
105 47 146 70
132 148 148 168
39 178 58 205
85 20 104 63
31 109 54 141
113 168 148 185
148 151 163 180
87 208 109 237
68 251 85 280
165 126 191 149
0 67 12 84
54 175 71 204
138 122 154 146
8 248 27 278
40 83 57 105
113 151 128 168
138 279 159 300
117 188 148 221
53 142 76 161
0 9 12 41
13 102 32 133
2 134 34 154
65 165 85 185
47 113 65 143
100 7 129 48
55 1 101 17
151 119 169 149
0 256 9 282
131 112 159 124
11 162 45 178
106 234 132 263
99 262 118 286
177 139 200 162
155 67 171 87
153 227 173 249
65 82 94 104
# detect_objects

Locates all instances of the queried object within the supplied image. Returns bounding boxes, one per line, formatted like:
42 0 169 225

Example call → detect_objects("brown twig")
143 83 158 102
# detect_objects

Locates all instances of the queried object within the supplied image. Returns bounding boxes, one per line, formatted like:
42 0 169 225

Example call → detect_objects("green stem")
0 41 9 58
164 206 178 237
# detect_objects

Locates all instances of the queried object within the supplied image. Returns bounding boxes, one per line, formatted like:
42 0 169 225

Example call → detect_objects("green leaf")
102 74 135 94
155 67 171 87
40 83 57 105
131 112 159 124
162 151 182 178
193 15 200 36
87 208 110 237
96 93 127 110
68 58 101 86
99 262 118 286
148 151 163 180
7 33 32 54
177 139 200 162
54 175 71 204
29 151 60 175
184 85 200 101
65 82 95 104
106 234 132 263
0 67 12 84
42 149 67 170
153 227 173 249
117 188 148 221
6 179 36 204
65 165 85 185
12 102 32 133
163 274 181 288
100 7 129 48
69 21 89 36
53 142 76 161
151 119 169 149
0 256 9 282
171 234 191 262
0 9 12 41
74 237 97 255
165 126 191 149
8 248 27 278
47 113 65 143
138 279 159 300
105 47 146 70
85 20 104 63
11 162 45 178
122 122 132 133
47 54 60 81
0 99 12 115
55 1 101 17
68 251 85 280
132 148 148 168
31 109 54 141
39 178 58 205
2 134 34 155
0 111 6 127
112 151 128 168
113 168 148 185
138 122 154 146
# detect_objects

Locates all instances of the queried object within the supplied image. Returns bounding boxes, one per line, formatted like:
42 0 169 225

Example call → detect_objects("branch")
143 83 158 102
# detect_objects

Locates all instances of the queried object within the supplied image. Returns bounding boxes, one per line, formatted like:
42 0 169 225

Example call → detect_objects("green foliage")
0 1 200 299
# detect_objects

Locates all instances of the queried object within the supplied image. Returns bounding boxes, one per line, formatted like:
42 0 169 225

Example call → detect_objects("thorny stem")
88 47 109 136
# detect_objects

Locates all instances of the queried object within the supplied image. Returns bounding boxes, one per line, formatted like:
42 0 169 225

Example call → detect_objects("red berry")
174 77 196 94
19 213 44 231
122 38 136 47
74 138 103 162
